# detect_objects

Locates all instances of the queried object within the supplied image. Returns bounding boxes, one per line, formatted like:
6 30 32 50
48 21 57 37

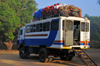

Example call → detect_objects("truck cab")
17 27 25 50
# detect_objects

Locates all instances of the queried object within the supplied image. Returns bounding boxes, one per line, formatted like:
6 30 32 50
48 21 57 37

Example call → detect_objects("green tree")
84 14 100 48
19 0 37 26
0 0 37 50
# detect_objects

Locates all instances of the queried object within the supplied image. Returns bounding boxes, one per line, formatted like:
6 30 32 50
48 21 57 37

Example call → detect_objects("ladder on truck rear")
73 48 97 66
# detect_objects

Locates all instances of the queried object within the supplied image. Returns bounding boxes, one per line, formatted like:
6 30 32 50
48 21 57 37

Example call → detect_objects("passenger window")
37 24 40 32
40 23 42 31
86 23 89 31
81 22 89 32
26 25 31 33
81 22 85 31
37 23 42 32
31 25 36 32
43 22 50 31
51 21 59 31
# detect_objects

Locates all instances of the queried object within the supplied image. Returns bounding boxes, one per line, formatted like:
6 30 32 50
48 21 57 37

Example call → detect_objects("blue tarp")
34 9 43 19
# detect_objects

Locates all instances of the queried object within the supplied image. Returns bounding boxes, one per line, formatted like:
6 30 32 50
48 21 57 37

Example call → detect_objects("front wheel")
19 47 27 59
39 48 48 62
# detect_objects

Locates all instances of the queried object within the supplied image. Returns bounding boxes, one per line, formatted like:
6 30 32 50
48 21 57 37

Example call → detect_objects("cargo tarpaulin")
33 3 82 20
34 9 43 19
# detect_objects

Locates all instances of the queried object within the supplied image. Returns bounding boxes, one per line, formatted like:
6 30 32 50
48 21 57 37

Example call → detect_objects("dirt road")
0 49 100 66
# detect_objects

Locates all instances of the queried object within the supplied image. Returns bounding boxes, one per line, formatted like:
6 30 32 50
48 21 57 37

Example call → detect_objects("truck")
17 16 90 62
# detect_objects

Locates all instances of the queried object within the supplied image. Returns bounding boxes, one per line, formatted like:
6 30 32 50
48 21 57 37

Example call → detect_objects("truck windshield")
81 22 89 32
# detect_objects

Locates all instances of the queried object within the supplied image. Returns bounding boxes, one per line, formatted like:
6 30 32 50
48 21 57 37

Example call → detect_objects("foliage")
0 0 37 41
84 14 100 48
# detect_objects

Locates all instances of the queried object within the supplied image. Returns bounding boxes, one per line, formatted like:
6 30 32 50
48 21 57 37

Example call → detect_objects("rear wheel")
19 47 27 59
67 55 74 61
39 48 48 62
67 52 75 61
60 52 74 61
60 54 69 60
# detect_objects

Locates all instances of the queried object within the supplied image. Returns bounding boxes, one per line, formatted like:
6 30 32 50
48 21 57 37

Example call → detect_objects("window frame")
43 22 50 31
25 25 31 33
81 22 89 32
36 23 43 32
31 24 36 32
62 20 73 31
51 20 59 31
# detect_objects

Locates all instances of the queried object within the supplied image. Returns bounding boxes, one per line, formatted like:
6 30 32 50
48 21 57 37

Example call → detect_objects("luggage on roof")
32 3 82 21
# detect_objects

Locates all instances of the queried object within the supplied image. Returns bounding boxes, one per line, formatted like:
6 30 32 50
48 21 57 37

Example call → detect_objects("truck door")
18 28 25 45
64 20 73 46
80 22 89 46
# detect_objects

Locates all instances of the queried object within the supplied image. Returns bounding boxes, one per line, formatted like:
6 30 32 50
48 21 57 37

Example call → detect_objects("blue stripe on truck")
25 31 58 47
80 43 90 45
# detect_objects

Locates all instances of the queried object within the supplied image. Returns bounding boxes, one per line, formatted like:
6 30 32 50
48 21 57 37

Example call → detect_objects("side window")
81 22 89 32
43 22 50 31
40 23 42 31
81 22 85 31
31 25 36 32
26 25 31 33
20 29 23 35
36 23 42 32
37 24 40 32
43 23 46 31
51 21 59 31
86 23 89 31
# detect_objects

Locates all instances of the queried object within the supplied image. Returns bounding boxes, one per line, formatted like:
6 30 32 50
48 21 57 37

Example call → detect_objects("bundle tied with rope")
33 3 82 21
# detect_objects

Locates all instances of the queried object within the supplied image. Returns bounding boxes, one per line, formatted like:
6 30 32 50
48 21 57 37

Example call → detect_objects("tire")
67 55 73 61
60 52 74 61
60 56 66 60
19 47 27 59
60 55 69 60
60 52 69 60
67 52 75 61
39 48 48 62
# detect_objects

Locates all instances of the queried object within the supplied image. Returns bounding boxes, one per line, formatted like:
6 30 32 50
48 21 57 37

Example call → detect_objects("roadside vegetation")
84 14 100 48
0 0 37 50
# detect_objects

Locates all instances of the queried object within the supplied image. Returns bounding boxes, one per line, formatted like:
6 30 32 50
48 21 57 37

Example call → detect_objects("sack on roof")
34 9 43 19
33 3 82 20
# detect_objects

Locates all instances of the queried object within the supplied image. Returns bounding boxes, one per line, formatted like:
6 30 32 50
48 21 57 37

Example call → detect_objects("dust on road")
0 49 100 66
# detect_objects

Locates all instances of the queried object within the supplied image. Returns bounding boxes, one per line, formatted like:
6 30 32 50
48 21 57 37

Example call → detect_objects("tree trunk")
3 40 13 51
0 35 2 49
0 35 2 45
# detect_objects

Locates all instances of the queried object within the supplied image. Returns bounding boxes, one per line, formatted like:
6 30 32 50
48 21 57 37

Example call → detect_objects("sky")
35 0 100 17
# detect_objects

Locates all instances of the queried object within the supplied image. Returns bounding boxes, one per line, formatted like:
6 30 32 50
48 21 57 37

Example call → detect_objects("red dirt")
0 50 19 54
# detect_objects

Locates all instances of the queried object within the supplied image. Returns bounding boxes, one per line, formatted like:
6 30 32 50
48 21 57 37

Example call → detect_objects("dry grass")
0 50 19 55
